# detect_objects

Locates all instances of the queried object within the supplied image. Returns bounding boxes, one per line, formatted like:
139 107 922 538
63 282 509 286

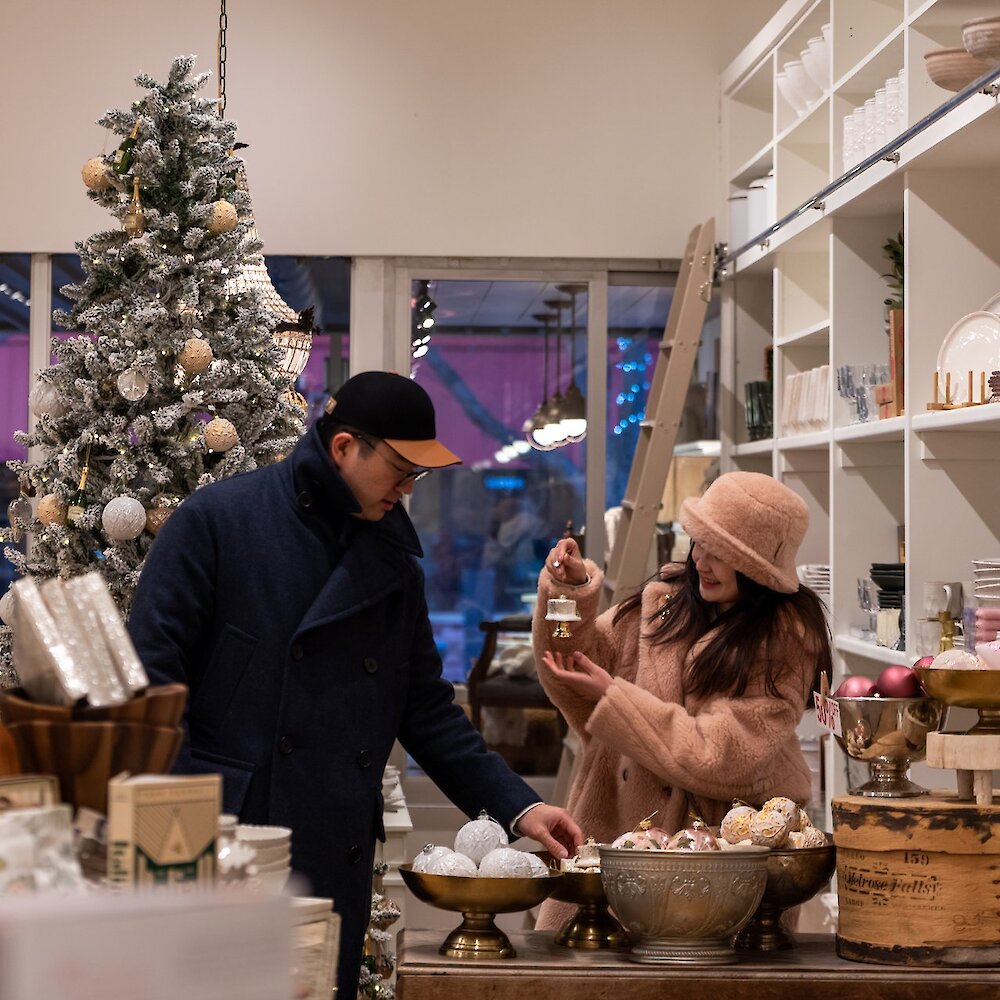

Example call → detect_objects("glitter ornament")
179 337 214 374
760 796 801 833
28 381 66 418
666 823 721 852
7 496 33 541
787 826 828 849
204 417 239 452
144 507 173 535
117 369 149 401
37 494 67 527
478 847 534 878
81 157 113 191
206 199 238 235
750 808 790 848
411 844 452 873
101 496 146 540
720 804 758 844
525 852 551 877
123 177 146 237
454 811 508 865
424 851 478 877
0 589 15 629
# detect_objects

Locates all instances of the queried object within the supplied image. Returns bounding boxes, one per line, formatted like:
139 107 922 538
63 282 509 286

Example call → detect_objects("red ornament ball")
834 675 877 698
912 655 935 669
875 664 923 698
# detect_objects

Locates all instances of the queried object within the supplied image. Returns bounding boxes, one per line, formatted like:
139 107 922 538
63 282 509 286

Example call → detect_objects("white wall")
3 1 781 259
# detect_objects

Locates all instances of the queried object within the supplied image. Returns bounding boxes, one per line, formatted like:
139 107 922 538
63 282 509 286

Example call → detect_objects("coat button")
622 768 629 781
297 490 313 508
357 749 372 768
363 657 378 674
278 736 295 755
291 643 304 661
347 845 362 864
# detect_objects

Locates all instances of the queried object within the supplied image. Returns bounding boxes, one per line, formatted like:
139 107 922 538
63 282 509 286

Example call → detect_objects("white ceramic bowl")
784 59 822 106
255 856 292 872
924 47 995 92
235 824 292 849
963 16 1000 67
252 844 292 865
801 38 828 90
777 71 808 115
254 868 292 893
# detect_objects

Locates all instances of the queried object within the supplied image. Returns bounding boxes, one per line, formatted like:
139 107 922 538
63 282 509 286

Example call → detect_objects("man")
128 371 581 998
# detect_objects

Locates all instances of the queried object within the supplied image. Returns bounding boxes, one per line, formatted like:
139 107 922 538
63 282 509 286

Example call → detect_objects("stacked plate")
973 559 1000 605
870 562 905 609
798 564 830 598
236 823 292 893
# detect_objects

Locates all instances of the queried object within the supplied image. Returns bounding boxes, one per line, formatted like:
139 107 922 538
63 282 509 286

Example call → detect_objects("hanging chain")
217 0 228 118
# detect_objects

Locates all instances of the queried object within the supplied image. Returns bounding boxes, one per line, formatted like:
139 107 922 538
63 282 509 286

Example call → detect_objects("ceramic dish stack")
870 562 904 610
973 558 1000 606
797 564 830 600
236 823 292 893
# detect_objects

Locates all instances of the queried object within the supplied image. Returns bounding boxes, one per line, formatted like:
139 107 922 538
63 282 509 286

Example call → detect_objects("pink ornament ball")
833 675 877 698
875 664 923 698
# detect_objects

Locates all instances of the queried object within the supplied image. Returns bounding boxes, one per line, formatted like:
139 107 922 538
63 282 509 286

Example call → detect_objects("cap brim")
385 438 462 469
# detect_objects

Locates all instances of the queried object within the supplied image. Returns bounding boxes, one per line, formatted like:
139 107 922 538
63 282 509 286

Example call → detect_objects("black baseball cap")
323 371 461 468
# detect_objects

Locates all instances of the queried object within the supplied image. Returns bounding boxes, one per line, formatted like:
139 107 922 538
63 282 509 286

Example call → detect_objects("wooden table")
396 930 1000 1000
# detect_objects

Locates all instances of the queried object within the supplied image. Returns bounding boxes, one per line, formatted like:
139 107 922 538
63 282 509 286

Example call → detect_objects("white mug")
922 581 962 619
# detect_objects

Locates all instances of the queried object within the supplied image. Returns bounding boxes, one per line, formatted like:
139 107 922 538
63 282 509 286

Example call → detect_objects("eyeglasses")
351 433 432 486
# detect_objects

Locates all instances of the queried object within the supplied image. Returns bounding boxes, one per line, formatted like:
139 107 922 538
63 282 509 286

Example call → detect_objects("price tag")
813 691 842 737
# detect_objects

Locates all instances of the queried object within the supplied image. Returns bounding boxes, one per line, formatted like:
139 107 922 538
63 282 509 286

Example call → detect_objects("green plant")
882 231 904 310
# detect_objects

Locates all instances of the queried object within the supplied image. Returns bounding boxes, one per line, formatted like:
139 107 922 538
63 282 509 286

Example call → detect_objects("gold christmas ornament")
204 417 239 452
101 495 146 541
206 199 238 235
81 157 113 191
144 507 173 535
179 337 214 374
37 494 68 527
123 177 146 237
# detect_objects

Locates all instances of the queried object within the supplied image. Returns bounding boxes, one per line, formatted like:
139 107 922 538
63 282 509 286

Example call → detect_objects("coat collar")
287 422 423 559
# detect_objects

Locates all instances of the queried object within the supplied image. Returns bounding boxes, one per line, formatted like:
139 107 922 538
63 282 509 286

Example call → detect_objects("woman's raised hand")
541 650 612 700
545 537 587 586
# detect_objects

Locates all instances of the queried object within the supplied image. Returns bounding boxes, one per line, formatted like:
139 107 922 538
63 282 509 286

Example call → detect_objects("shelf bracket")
882 151 900 164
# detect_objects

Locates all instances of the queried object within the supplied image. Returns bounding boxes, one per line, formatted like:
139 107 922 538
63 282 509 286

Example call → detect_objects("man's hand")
514 803 582 860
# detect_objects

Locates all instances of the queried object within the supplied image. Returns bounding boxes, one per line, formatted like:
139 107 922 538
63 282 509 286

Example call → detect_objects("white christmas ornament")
101 496 147 540
454 811 508 865
204 417 239 453
28 382 66 418
0 589 15 629
179 337 214 374
411 844 452 873
478 847 534 878
206 199 238 235
117 369 150 401
424 851 478 877
525 852 551 878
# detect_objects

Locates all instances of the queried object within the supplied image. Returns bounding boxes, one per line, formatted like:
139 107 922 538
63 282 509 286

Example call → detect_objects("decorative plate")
936 310 1000 404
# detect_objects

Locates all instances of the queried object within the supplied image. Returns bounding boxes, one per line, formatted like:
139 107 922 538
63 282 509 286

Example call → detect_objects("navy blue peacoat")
128 423 541 998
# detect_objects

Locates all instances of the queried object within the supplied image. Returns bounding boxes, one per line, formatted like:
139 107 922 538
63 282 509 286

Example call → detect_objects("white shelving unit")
718 0 1000 814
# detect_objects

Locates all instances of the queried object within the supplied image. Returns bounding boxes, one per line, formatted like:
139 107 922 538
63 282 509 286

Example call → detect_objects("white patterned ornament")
204 417 239 453
454 811 508 865
478 847 534 878
117 369 149 401
411 844 451 873
179 337 214 374
424 851 478 877
28 381 66 418
0 590 15 629
101 496 146 540
206 199 238 235
37 494 67 527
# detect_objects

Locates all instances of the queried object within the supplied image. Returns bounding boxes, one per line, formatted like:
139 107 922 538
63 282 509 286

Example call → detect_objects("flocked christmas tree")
0 56 306 675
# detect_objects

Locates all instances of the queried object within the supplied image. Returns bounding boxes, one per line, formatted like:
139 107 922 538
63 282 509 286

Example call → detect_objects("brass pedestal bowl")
537 852 628 950
833 696 942 797
598 845 770 965
913 667 1000 733
735 840 836 951
399 864 561 959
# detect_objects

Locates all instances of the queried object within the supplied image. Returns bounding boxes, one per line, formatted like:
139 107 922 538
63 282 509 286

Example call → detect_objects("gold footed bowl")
537 852 628 950
599 844 770 965
913 667 1000 733
399 864 561 959
735 840 836 951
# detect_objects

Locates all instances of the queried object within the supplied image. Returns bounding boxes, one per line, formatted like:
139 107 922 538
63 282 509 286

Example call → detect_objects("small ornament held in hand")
546 594 581 639
204 416 238 453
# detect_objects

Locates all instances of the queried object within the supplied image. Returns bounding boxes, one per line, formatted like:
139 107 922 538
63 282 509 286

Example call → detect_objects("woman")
533 472 830 927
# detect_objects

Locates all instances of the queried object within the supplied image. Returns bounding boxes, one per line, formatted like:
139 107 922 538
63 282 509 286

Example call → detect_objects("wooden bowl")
964 16 1000 67
924 47 995 92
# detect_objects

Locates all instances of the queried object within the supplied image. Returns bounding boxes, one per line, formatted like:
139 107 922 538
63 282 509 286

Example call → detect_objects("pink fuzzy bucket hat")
679 472 808 594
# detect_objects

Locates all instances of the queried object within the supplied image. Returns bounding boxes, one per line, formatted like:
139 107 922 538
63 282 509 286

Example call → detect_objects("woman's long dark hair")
612 546 831 702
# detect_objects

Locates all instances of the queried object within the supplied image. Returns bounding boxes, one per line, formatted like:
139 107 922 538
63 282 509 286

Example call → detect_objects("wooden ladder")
602 217 716 610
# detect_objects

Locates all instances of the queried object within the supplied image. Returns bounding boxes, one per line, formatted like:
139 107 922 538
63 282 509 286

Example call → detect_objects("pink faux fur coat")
532 561 818 930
